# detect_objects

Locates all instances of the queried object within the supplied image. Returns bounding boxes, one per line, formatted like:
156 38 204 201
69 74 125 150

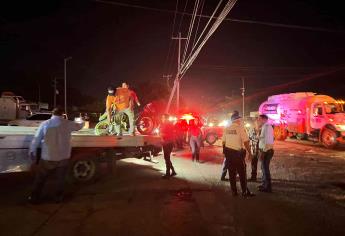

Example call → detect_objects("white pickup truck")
0 126 162 181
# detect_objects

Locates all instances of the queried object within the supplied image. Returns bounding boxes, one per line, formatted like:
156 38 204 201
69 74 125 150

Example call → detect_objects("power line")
166 0 190 76
94 0 345 33
163 0 179 74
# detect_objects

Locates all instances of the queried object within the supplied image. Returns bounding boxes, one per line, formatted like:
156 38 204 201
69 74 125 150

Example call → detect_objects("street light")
64 56 72 115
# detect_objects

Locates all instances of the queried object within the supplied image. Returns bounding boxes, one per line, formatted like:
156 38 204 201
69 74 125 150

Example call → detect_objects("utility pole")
64 57 72 115
166 32 187 113
52 77 57 108
38 83 41 110
240 77 245 117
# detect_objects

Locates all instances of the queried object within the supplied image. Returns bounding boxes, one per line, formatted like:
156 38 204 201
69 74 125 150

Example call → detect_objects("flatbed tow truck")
0 126 162 182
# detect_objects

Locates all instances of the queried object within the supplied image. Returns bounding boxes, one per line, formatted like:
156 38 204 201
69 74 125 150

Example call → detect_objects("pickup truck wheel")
71 159 98 182
205 133 218 145
321 128 338 149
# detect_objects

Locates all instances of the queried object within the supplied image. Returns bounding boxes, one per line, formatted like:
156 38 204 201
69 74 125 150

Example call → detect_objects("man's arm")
29 124 45 157
222 128 226 144
243 141 251 155
264 125 274 151
240 127 252 160
131 90 140 106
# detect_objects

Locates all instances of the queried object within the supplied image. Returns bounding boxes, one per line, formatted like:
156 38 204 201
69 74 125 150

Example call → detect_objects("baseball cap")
231 110 241 121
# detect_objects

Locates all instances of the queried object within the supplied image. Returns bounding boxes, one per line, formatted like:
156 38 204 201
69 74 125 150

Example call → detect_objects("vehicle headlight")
335 124 345 131
74 117 83 123
218 120 229 127
168 116 177 122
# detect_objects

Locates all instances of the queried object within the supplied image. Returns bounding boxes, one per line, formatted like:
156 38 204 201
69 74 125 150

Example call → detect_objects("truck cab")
310 101 345 148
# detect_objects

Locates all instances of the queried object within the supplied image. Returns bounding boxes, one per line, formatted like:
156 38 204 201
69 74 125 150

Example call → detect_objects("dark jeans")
260 149 274 190
250 152 259 179
163 142 175 175
31 160 69 201
221 158 230 179
225 148 247 194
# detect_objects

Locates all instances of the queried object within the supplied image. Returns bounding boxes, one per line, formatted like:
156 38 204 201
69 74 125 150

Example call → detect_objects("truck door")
310 103 325 130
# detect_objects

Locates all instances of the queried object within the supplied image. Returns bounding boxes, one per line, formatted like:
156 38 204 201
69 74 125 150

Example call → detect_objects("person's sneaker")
170 172 177 177
220 177 228 181
242 191 255 198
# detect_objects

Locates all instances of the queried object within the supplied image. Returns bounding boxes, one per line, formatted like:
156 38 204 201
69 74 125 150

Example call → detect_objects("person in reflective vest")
222 112 254 197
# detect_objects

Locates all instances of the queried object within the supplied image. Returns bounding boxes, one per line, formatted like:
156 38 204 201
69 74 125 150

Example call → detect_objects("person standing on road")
248 118 260 182
222 112 254 197
28 107 84 204
221 111 239 181
160 114 177 179
258 114 274 192
189 118 203 163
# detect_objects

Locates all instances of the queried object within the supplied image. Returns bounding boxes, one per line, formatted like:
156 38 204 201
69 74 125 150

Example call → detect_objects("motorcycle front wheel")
94 120 110 135
136 116 155 135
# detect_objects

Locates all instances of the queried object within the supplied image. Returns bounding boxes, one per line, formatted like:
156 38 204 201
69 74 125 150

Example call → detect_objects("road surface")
0 140 344 236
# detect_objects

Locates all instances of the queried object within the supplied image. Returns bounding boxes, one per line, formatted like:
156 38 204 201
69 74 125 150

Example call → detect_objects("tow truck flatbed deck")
0 126 162 148
0 126 162 176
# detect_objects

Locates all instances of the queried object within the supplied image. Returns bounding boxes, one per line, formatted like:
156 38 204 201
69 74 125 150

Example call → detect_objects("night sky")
1 0 345 112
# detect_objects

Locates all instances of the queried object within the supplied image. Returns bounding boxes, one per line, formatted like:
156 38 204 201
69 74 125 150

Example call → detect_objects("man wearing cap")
222 112 254 197
221 110 239 181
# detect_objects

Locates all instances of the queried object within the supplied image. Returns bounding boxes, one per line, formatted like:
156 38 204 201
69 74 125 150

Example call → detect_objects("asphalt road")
0 140 344 236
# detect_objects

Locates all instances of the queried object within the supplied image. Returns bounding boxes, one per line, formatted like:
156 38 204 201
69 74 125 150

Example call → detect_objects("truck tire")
321 128 338 149
205 132 218 145
70 158 98 183
273 125 287 141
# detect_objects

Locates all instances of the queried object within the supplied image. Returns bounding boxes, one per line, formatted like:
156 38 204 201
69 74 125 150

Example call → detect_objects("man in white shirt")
28 107 84 204
222 112 254 197
258 114 274 193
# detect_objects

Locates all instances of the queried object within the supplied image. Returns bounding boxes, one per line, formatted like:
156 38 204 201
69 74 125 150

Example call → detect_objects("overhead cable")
94 0 345 33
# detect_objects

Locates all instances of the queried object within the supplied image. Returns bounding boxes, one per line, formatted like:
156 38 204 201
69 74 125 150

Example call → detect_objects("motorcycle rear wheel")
137 116 155 135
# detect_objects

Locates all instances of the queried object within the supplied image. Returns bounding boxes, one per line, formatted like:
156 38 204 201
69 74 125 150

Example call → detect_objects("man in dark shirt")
160 114 177 179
